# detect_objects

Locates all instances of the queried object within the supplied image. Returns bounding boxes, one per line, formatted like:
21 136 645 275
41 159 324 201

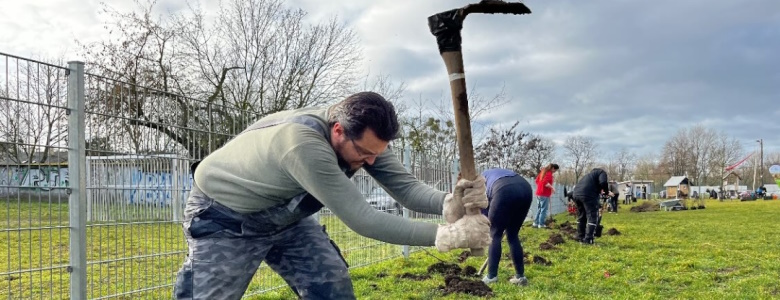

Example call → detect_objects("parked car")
365 187 402 215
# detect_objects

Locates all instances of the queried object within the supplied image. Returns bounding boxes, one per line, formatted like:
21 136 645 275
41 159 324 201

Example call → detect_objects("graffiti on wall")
0 164 193 206
125 169 192 205
88 163 192 206
0 165 69 191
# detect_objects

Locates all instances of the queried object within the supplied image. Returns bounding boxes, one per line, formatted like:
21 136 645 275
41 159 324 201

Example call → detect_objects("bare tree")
610 147 636 182
633 153 666 188
687 125 717 195
708 132 743 191
519 134 556 178
563 135 598 182
81 0 361 158
0 57 68 163
661 125 718 192
399 85 508 165
659 128 691 177
474 122 529 171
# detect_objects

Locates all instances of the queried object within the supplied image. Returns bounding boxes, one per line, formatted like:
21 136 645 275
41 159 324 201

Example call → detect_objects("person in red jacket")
532 163 559 228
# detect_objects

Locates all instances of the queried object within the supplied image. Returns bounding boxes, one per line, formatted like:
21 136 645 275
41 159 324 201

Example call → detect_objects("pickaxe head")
428 1 532 53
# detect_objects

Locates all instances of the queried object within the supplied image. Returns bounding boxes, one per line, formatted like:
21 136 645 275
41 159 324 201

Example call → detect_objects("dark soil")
368 283 379 290
547 233 566 245
558 220 573 229
457 250 471 263
439 275 493 297
539 242 558 251
427 262 461 276
461 266 478 277
521 252 552 266
558 221 578 235
544 217 556 226
376 272 387 278
606 228 621 235
532 255 552 266
399 273 431 281
630 201 660 212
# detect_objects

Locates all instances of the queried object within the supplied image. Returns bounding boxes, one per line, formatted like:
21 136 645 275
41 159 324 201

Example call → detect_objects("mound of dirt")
532 255 552 266
544 218 556 226
606 228 621 235
547 233 566 245
398 273 431 281
558 221 577 235
558 221 573 230
439 275 493 297
461 266 478 277
457 250 471 263
539 242 558 251
630 201 660 213
427 262 461 276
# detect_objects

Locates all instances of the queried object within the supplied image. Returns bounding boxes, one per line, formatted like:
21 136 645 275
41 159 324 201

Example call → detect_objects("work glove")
435 214 491 252
442 193 466 224
453 175 488 210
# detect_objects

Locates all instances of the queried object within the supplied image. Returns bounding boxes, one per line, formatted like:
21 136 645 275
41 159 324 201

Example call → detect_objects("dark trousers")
174 185 353 300
609 194 619 212
574 196 600 242
486 176 532 278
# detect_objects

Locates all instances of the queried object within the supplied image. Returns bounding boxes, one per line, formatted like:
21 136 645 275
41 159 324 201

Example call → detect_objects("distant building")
663 176 690 199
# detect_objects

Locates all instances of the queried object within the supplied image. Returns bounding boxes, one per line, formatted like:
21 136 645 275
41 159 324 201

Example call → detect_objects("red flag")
725 152 753 172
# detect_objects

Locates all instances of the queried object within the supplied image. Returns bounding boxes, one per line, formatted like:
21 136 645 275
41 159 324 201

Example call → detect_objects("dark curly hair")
328 92 400 141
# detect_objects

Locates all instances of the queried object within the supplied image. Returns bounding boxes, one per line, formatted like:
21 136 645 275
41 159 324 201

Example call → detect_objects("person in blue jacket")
479 168 533 286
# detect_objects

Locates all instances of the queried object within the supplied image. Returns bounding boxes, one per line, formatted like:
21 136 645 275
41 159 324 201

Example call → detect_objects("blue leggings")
486 176 533 278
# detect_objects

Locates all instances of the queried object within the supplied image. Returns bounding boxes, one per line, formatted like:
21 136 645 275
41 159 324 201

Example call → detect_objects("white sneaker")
531 223 539 228
509 276 529 286
482 275 498 284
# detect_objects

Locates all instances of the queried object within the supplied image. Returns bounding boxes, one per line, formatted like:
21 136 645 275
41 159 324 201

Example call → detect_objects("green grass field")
3 199 779 299
339 199 780 300
0 200 411 299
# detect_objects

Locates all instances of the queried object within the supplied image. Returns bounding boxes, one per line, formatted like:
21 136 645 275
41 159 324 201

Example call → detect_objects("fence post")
402 145 412 259
85 157 92 222
67 61 87 300
171 157 182 222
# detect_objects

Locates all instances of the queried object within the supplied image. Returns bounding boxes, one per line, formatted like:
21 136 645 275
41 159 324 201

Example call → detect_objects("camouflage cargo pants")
174 187 354 299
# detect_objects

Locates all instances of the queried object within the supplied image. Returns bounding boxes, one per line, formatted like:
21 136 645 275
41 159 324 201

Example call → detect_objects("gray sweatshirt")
194 107 446 246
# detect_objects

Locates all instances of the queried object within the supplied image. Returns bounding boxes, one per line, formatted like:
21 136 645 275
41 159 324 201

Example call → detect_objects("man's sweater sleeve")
281 142 438 246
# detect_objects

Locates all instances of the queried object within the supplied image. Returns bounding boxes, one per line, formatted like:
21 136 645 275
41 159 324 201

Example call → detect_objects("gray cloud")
4 0 779 157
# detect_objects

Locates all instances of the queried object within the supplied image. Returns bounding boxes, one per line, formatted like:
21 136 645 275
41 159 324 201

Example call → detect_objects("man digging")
173 92 490 299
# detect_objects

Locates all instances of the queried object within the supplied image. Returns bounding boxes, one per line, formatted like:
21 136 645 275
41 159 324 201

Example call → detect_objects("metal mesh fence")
0 53 72 299
0 52 567 299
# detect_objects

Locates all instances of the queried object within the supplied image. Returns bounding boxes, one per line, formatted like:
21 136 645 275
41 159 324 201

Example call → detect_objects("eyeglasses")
350 138 378 159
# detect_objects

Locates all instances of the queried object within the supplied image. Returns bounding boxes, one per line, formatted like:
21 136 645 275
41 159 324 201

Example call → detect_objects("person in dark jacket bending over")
479 169 533 286
572 168 614 244
174 92 490 299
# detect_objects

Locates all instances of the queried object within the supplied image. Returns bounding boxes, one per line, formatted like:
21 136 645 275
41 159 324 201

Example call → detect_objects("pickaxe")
428 1 531 256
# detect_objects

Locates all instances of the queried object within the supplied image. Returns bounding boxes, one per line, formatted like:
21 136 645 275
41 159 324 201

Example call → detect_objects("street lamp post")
758 139 764 186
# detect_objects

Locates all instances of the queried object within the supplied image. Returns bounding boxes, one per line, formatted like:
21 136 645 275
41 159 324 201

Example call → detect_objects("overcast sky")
2 0 779 162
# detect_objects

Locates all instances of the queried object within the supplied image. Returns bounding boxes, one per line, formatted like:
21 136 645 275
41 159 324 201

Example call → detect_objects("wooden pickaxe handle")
440 50 484 257
429 1 531 257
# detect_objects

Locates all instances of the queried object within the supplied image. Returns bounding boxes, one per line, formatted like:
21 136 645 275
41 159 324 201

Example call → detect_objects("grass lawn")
337 199 780 300
0 199 425 299
4 198 779 299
